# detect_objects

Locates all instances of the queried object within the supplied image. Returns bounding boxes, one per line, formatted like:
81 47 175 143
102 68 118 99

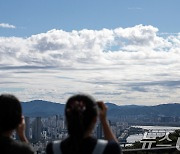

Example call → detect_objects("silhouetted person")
46 94 122 154
0 94 34 154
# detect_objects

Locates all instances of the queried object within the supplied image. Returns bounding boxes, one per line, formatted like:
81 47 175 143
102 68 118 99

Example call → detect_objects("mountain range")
21 100 180 118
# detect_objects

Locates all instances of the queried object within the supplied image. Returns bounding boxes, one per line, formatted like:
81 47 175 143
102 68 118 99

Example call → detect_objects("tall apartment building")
32 117 42 142
96 122 103 139
25 116 30 140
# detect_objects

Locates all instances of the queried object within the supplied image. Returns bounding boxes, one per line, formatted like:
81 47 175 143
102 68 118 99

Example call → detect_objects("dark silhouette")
46 94 122 154
0 94 34 154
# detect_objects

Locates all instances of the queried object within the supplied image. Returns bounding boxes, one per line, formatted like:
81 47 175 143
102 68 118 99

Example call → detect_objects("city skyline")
0 0 180 105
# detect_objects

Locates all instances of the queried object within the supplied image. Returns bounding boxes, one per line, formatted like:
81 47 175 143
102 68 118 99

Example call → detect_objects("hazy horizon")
22 98 180 107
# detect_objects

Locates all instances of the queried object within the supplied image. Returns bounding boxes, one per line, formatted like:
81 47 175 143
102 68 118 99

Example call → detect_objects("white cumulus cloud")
0 23 16 29
0 24 180 69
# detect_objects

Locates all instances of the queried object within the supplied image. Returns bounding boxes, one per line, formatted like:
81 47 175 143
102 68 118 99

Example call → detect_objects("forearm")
97 101 118 142
101 118 118 142
16 116 29 143
18 133 29 143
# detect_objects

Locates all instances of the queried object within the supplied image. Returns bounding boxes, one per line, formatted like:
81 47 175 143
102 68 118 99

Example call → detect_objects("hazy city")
10 100 180 153
14 107 180 153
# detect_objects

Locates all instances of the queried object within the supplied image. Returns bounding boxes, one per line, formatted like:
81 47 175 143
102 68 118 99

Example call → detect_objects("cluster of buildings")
14 115 128 153
13 114 180 153
115 115 180 125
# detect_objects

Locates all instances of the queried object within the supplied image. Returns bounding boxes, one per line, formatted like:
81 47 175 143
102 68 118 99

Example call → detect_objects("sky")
0 0 180 105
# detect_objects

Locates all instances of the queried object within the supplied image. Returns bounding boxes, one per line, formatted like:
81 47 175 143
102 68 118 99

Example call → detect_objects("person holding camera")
46 94 122 154
0 94 34 154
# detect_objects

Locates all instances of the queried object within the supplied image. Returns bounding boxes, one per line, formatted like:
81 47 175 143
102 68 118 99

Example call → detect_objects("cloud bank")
0 25 180 105
0 24 179 69
0 23 16 29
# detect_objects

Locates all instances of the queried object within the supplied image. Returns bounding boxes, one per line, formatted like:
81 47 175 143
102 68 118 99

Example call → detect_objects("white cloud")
0 23 16 29
1 24 179 68
0 25 180 105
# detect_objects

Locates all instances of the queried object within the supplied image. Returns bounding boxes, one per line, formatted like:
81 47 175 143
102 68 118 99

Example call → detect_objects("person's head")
65 94 98 139
0 94 22 134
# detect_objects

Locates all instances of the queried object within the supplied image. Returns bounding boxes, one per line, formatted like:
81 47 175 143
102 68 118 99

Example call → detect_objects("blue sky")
0 0 180 105
0 0 180 37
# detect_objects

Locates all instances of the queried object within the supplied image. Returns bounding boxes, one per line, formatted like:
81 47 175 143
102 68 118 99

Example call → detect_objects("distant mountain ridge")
22 100 64 117
21 100 180 118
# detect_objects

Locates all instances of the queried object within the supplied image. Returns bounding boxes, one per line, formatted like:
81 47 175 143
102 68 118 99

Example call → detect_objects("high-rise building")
25 116 30 140
32 117 42 142
96 122 103 139
55 115 59 127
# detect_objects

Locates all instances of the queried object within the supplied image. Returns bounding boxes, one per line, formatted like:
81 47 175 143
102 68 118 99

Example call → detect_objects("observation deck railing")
122 145 177 154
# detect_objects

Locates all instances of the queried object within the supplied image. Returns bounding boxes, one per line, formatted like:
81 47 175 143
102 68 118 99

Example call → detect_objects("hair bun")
66 101 86 115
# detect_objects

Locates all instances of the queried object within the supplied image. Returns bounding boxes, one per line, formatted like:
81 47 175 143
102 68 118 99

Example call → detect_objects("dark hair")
65 94 98 151
0 94 22 134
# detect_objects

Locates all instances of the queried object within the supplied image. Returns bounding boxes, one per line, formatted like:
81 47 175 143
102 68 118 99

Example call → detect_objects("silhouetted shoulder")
12 140 34 154
46 142 53 154
0 136 34 154
46 138 122 154
103 140 122 154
